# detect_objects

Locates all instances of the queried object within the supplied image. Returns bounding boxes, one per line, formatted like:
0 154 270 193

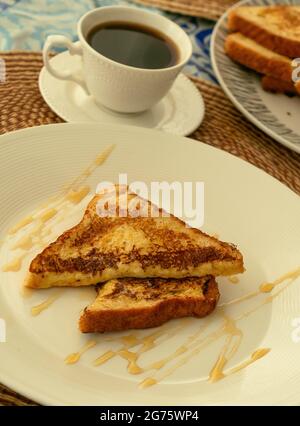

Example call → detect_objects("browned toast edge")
225 33 293 82
79 276 220 333
26 187 244 288
261 75 297 95
228 7 300 58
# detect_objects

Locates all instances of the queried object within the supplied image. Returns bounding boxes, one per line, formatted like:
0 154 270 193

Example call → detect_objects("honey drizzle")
66 186 90 204
139 268 300 388
1 253 27 272
61 267 300 389
63 145 115 192
8 216 34 235
93 321 189 373
31 291 62 316
140 320 228 388
65 340 97 365
227 276 239 284
209 317 243 383
20 286 34 299
218 290 260 308
226 348 271 377
220 267 300 309
139 378 157 389
1 145 115 275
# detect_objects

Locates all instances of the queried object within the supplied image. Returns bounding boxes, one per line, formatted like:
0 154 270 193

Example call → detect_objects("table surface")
0 0 216 82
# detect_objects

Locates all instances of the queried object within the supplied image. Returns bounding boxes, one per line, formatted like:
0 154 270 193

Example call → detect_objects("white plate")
211 0 300 154
0 123 299 406
39 46 204 136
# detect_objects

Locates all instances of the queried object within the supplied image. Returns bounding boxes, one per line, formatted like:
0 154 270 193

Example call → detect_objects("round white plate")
39 47 204 136
211 0 300 154
0 123 299 406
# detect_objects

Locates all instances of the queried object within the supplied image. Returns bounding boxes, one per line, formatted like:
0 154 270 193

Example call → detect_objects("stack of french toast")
225 5 300 95
24 185 244 333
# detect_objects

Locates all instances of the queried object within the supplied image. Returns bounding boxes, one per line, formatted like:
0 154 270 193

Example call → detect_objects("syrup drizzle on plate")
1 145 115 274
65 340 97 365
31 293 61 316
64 267 300 389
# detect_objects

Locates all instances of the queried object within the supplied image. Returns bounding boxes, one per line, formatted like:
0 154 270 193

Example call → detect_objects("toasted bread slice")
225 33 293 82
228 6 300 58
261 75 297 95
295 80 300 95
79 275 219 333
25 185 243 288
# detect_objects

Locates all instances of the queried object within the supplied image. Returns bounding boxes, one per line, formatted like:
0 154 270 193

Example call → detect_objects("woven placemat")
0 51 299 406
132 0 237 20
0 383 37 406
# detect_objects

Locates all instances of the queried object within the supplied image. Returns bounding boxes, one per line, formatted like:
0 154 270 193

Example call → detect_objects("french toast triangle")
25 185 244 289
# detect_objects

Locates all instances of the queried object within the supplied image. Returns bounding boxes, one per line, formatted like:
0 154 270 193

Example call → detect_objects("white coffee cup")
43 6 192 113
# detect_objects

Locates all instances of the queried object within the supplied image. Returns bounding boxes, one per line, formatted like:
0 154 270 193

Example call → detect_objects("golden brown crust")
31 245 236 275
24 258 243 288
261 75 297 95
79 276 220 333
225 33 293 82
228 6 300 58
26 186 244 288
295 80 300 95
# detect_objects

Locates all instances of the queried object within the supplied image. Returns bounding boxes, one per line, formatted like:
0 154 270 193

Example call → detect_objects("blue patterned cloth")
0 0 216 82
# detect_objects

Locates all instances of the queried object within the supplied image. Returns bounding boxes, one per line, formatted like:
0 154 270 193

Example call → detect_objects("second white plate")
211 0 300 154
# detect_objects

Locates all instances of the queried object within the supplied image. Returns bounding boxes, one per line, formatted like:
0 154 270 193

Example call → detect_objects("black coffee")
87 21 179 69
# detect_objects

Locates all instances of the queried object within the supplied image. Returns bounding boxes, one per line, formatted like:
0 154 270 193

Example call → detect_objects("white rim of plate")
0 123 299 405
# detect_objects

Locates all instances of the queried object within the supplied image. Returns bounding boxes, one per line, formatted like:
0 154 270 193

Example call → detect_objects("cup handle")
43 35 85 88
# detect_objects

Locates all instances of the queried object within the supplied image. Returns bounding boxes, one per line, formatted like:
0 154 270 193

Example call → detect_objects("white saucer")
39 48 205 136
